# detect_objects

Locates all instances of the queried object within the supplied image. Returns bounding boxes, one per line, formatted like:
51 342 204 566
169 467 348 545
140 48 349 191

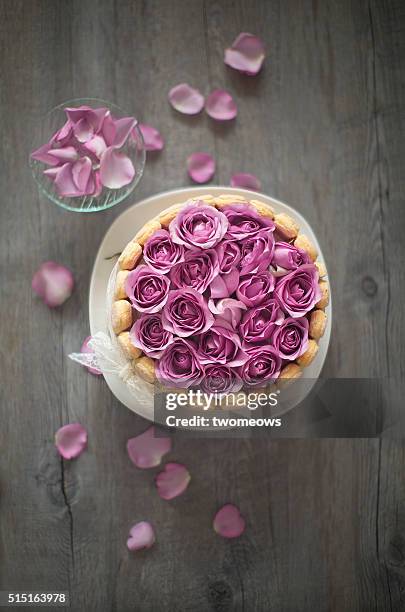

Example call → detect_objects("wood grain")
0 0 404 610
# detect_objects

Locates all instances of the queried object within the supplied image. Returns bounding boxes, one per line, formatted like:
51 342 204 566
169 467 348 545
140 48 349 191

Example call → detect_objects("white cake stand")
89 186 332 422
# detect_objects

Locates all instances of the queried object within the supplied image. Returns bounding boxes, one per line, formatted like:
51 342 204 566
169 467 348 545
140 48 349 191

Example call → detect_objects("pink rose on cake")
169 201 228 249
143 230 184 274
197 325 248 367
156 338 204 388
162 288 214 337
239 301 284 346
272 241 310 272
239 229 275 274
236 271 275 308
201 364 243 394
223 203 275 240
125 265 170 313
170 249 219 293
272 317 309 361
238 346 282 387
275 264 321 317
130 314 174 358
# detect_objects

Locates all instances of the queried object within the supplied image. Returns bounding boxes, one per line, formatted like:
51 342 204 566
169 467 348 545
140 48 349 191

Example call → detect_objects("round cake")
111 194 329 393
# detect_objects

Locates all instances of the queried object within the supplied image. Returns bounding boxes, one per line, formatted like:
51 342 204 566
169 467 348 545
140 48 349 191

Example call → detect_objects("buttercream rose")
236 271 275 307
125 265 170 313
239 301 284 346
170 248 219 293
275 264 321 317
162 288 214 337
272 317 309 361
272 241 309 272
201 364 243 394
169 201 228 249
143 229 184 274
223 203 275 240
156 338 204 388
197 325 248 367
239 229 275 275
238 346 282 387
130 313 174 358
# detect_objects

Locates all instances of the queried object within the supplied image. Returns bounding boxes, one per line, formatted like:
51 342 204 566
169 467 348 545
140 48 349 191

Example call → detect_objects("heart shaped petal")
224 32 266 76
55 423 87 460
127 521 155 551
81 336 102 376
205 89 237 121
99 147 135 188
139 124 165 152
32 261 74 307
112 116 138 148
213 504 246 538
168 83 204 115
187 152 215 183
127 426 171 469
230 173 261 191
155 463 191 500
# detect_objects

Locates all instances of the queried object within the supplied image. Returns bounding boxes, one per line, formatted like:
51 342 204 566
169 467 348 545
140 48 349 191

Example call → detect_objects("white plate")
89 187 331 422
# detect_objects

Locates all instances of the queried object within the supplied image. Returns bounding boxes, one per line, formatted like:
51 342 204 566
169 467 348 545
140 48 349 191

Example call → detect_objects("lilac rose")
169 201 228 249
143 229 184 274
130 313 174 358
272 241 309 272
275 264 321 317
197 325 248 367
125 265 170 313
238 346 282 387
223 203 275 240
162 288 214 337
156 338 204 388
208 298 247 328
272 317 309 361
201 364 243 394
217 240 242 273
239 301 284 346
236 271 275 307
239 229 275 275
170 248 219 293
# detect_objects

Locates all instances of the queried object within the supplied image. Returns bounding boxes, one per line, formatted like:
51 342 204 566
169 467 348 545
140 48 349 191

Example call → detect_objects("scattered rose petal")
127 426 171 469
187 152 215 183
55 423 87 460
81 336 102 376
230 173 261 191
155 463 191 500
139 124 165 152
99 147 135 188
127 521 155 552
213 504 246 538
83 134 107 158
168 83 205 115
32 261 74 307
205 89 237 121
224 32 266 76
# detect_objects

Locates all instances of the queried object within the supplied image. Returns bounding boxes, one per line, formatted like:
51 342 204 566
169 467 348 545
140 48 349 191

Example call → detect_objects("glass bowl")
29 97 145 213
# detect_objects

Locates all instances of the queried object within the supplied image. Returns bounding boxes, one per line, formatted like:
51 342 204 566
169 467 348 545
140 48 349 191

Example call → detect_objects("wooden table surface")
1 1 405 610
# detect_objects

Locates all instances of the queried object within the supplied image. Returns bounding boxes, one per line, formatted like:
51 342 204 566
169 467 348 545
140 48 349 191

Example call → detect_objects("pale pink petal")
55 423 87 460
43 167 59 180
112 117 137 148
210 269 240 299
72 157 92 192
48 146 79 163
81 336 102 376
32 261 74 307
127 426 171 469
53 119 73 143
187 152 215 183
99 147 135 189
168 83 204 115
139 124 165 152
54 163 84 197
101 111 116 146
127 521 155 551
224 32 266 76
208 297 246 328
155 463 191 500
213 504 246 538
230 173 261 191
31 143 59 166
205 89 237 121
74 117 94 143
83 134 107 158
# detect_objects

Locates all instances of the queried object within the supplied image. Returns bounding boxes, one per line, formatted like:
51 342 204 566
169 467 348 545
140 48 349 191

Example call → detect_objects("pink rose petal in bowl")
81 336 102 376
99 148 135 189
168 83 205 115
155 463 191 500
127 521 155 552
213 504 246 538
32 261 74 307
127 426 171 469
224 32 266 76
139 124 165 152
230 173 261 191
55 423 88 460
187 152 215 183
205 89 237 121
